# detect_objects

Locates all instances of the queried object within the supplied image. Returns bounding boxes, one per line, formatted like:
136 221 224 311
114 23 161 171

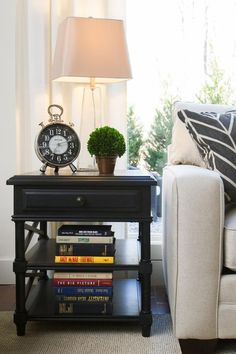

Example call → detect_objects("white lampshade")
52 17 132 84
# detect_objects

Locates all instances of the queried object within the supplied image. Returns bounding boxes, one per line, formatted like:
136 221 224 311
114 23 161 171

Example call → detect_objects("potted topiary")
87 126 126 174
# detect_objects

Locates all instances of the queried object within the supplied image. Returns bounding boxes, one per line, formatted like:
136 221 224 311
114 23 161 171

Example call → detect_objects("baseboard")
152 260 164 286
151 241 164 285
0 259 14 284
124 240 164 287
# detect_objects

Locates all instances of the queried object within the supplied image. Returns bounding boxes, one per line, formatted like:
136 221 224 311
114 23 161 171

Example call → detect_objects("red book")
52 278 113 287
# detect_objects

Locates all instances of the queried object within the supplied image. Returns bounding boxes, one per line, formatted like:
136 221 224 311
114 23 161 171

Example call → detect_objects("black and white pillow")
177 109 236 203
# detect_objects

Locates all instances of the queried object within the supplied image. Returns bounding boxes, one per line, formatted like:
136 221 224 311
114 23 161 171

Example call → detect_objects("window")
126 0 236 171
126 0 236 242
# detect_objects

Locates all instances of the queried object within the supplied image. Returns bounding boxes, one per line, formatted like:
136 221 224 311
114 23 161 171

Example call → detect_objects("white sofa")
162 102 236 354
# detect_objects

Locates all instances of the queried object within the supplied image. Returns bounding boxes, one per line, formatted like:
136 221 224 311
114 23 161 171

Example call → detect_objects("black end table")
7 169 157 337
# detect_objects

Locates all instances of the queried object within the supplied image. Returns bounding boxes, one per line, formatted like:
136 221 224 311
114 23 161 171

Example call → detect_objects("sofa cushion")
169 102 236 168
219 273 236 338
177 109 236 203
224 205 236 271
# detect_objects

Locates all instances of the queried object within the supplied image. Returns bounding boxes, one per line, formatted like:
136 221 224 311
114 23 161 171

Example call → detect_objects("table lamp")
52 17 132 169
53 16 132 85
53 17 131 88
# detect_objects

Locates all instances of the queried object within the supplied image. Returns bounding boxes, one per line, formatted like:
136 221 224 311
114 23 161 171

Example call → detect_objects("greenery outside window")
126 0 236 240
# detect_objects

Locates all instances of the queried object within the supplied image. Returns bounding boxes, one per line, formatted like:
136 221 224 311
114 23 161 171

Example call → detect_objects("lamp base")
77 167 98 172
77 156 98 172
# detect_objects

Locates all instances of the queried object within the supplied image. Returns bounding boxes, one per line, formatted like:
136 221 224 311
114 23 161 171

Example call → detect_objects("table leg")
14 221 27 336
38 221 49 280
139 220 152 337
39 221 48 240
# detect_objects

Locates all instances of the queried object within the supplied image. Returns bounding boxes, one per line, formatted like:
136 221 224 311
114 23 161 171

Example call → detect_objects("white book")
56 235 114 244
53 272 113 279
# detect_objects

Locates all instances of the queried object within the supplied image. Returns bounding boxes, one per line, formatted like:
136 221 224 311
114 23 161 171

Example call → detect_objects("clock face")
36 123 80 167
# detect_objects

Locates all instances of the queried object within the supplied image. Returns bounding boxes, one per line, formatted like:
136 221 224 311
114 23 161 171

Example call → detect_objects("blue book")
53 286 113 296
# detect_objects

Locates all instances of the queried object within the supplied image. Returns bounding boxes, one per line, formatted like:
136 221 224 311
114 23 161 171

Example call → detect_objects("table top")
7 168 157 186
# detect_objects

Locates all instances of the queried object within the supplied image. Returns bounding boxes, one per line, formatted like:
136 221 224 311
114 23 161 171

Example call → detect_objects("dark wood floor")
151 285 170 314
0 284 170 314
0 285 15 311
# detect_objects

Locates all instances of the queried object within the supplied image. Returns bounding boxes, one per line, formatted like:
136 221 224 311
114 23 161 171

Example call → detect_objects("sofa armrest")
162 165 224 339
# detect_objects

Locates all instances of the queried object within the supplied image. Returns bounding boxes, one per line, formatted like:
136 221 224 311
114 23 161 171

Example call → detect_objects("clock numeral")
37 123 80 169
43 149 50 156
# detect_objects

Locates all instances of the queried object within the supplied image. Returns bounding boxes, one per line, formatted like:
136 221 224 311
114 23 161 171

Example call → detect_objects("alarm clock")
35 104 80 173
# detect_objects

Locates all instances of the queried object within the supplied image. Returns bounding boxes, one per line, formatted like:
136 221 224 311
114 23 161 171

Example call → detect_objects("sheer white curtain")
16 0 128 173
0 0 128 283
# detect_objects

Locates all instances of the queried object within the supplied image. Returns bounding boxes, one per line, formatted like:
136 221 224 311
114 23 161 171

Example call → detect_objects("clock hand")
54 144 60 153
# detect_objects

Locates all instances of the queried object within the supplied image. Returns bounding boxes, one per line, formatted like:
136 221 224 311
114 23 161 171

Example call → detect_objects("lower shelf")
26 278 141 322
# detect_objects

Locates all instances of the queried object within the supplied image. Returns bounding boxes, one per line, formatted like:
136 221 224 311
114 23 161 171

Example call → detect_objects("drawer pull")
76 196 86 206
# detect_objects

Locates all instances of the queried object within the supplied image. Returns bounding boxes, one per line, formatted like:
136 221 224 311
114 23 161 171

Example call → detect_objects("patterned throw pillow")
177 109 236 203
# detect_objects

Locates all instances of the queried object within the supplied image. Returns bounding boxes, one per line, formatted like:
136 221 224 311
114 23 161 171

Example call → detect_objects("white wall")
0 0 17 283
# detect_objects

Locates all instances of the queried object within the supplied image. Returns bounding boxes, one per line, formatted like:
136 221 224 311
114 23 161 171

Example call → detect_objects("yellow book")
54 256 114 264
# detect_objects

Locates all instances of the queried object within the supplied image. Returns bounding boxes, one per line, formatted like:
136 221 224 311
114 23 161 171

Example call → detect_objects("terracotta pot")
95 155 117 175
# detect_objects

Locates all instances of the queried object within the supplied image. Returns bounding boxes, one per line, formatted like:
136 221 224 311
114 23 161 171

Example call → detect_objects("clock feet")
40 163 77 174
69 163 77 173
40 164 48 173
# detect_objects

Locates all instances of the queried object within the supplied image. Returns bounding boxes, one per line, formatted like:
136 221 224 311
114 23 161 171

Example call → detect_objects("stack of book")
53 271 113 315
54 224 115 264
53 224 115 315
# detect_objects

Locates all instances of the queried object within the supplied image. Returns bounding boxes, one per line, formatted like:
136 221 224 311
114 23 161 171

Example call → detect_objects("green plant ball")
87 126 126 157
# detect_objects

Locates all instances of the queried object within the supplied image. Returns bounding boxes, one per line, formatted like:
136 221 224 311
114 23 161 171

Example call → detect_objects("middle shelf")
25 239 141 270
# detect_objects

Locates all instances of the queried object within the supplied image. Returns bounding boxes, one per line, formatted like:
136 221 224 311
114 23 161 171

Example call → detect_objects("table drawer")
21 188 141 213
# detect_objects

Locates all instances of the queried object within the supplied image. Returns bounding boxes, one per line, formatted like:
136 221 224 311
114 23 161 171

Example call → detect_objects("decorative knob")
76 196 85 206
